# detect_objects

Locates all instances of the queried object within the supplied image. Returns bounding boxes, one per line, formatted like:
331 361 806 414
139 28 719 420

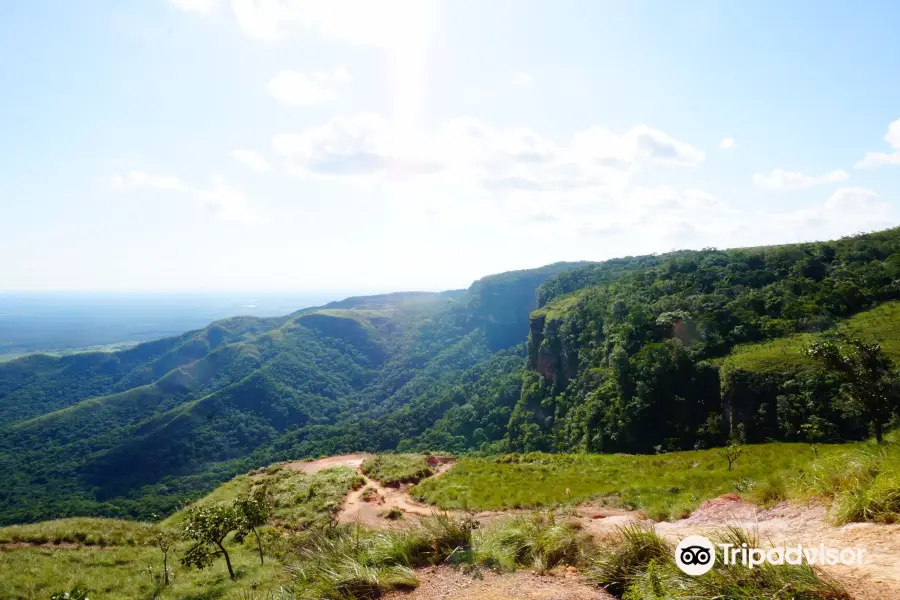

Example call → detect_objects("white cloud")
111 170 257 223
752 168 848 191
823 187 884 212
719 137 735 149
571 124 706 168
273 114 706 193
755 187 892 240
509 71 534 87
230 149 273 171
855 118 900 169
273 113 440 180
169 0 217 13
266 68 349 106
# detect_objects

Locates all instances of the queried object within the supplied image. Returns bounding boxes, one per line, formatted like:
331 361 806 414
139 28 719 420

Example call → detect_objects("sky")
2 0 900 293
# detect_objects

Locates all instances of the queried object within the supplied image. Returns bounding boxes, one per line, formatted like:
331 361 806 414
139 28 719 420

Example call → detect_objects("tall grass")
0 517 154 546
288 513 477 598
474 512 592 573
360 455 434 486
588 524 851 600
792 444 900 524
412 444 857 520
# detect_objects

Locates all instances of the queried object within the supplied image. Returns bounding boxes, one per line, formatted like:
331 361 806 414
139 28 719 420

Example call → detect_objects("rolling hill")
0 263 585 524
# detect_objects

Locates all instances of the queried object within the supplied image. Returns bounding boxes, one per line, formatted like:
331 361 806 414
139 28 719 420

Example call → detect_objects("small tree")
800 418 827 460
806 337 899 444
180 503 240 579
721 439 743 471
234 486 274 565
152 527 178 586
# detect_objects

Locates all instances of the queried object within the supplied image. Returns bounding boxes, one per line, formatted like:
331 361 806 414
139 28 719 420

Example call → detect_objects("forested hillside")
0 263 581 524
511 227 900 454
5 229 900 526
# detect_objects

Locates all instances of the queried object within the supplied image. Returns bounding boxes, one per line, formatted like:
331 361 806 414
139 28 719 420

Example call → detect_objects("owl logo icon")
675 535 716 575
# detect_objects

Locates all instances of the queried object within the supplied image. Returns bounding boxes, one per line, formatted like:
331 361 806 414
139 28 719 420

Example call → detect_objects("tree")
720 439 743 471
234 486 273 565
806 337 899 443
180 503 240 579
152 527 178 586
800 417 828 459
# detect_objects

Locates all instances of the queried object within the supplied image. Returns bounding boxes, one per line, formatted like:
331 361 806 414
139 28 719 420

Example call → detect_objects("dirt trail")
281 454 458 526
382 565 613 600
656 496 900 600
567 495 900 600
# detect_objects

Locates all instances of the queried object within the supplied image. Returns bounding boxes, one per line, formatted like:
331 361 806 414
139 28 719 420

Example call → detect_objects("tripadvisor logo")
675 535 868 576
675 535 716 575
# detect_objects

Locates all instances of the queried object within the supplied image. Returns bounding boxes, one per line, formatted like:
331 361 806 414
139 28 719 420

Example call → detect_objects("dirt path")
567 495 900 600
281 454 458 526
382 565 613 600
655 496 900 600
282 453 370 474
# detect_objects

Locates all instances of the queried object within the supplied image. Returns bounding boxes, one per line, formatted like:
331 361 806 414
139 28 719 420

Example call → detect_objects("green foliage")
180 502 241 579
234 486 274 565
515 229 900 454
806 336 900 442
152 526 178 586
360 454 434 486
0 273 554 525
720 439 744 471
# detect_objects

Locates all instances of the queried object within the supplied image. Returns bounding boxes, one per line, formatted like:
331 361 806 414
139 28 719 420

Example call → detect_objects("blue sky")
2 0 900 292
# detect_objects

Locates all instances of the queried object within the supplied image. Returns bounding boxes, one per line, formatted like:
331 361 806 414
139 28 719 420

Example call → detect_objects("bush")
379 508 403 520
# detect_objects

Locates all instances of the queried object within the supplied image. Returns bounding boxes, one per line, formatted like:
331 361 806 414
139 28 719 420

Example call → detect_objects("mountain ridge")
5 228 900 525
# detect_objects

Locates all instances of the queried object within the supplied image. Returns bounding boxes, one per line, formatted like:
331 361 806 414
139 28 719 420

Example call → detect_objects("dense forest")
4 229 900 525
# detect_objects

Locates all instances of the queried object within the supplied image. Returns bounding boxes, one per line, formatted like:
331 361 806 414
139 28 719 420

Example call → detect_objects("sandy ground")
382 565 614 600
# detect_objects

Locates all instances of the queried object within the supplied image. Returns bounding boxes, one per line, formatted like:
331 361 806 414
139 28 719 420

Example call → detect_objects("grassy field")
0 518 154 546
411 441 900 521
0 465 363 600
722 300 900 374
360 454 434 486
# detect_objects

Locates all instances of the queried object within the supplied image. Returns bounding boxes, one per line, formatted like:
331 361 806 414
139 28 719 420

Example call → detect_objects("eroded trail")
281 454 455 526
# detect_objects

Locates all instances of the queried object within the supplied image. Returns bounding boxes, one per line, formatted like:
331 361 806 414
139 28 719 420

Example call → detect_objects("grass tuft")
361 455 434 486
